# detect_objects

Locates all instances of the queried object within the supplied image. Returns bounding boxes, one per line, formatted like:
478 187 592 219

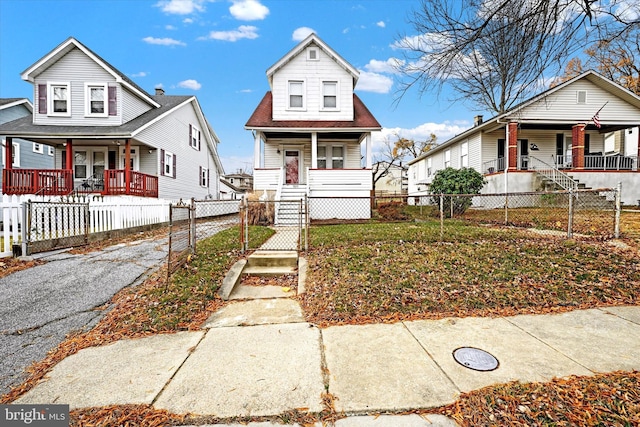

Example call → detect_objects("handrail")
529 156 578 191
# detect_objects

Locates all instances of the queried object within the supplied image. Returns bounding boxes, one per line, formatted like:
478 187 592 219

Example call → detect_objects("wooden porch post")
311 132 318 169
507 122 518 171
253 132 261 170
4 137 13 171
572 124 586 170
365 133 372 169
65 139 73 171
124 139 131 195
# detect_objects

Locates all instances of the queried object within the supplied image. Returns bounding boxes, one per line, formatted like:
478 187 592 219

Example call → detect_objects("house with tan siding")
408 71 640 205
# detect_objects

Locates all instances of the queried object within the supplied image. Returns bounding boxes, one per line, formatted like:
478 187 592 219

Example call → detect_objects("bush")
430 167 486 217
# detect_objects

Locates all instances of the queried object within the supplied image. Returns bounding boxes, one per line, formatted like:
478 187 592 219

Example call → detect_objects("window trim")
2 139 20 167
460 142 469 167
33 142 44 154
287 80 306 110
84 82 109 117
48 82 71 116
321 80 339 111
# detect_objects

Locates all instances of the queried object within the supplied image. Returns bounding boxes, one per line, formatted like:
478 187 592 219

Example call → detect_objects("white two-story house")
245 33 381 220
407 71 640 205
0 37 223 200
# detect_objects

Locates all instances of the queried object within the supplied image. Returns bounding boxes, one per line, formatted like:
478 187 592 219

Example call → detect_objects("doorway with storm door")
284 150 300 185
518 139 529 170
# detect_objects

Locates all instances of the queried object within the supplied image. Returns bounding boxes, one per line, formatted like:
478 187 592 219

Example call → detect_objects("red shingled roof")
245 92 381 130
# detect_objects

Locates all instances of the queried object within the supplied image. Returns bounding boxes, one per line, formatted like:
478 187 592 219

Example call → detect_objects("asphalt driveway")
0 236 169 396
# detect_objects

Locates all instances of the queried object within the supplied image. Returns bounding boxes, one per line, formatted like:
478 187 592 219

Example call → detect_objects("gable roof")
266 33 359 86
21 37 159 109
245 91 381 131
408 70 640 165
0 98 33 112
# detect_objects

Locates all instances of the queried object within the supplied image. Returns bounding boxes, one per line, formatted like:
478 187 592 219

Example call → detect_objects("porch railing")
2 169 73 196
584 155 637 171
529 156 578 191
104 170 158 197
482 158 506 174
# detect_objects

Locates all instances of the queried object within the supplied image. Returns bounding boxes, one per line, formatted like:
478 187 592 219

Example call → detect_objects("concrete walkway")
9 229 640 425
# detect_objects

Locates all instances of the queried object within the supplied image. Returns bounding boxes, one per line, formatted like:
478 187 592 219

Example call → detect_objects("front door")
285 150 299 184
518 139 529 170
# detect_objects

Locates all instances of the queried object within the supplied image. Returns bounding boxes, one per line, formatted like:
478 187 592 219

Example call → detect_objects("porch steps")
242 250 298 275
276 186 307 226
537 175 614 208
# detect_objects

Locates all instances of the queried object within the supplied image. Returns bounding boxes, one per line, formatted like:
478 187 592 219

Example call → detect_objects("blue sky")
0 0 476 174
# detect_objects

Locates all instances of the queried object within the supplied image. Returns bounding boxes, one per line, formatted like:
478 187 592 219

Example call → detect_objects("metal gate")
240 198 308 252
23 200 89 255
167 201 195 279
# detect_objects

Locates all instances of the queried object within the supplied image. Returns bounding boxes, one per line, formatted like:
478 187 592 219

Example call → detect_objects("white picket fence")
0 195 240 258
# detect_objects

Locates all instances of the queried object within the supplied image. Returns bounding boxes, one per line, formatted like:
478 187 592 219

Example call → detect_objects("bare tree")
394 0 638 113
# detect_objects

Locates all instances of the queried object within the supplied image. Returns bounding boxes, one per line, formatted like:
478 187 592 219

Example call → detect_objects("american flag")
592 111 601 128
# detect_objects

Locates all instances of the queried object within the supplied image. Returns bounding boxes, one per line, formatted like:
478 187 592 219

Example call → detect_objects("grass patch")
301 222 640 326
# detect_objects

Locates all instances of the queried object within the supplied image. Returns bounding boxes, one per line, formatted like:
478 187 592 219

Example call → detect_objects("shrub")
430 167 486 217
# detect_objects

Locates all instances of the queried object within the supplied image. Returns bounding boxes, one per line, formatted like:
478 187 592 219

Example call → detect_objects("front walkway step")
229 284 296 300
247 250 298 268
242 265 297 276
202 299 305 328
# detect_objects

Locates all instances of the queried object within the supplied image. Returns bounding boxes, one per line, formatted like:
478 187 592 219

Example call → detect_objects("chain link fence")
309 187 621 240
240 198 306 251
23 200 89 254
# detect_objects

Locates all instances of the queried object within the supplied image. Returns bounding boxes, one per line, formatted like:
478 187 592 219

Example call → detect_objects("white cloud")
165 24 177 30
130 71 148 78
292 27 315 41
156 0 205 15
376 20 386 28
142 36 186 46
355 70 393 94
238 89 253 93
183 17 194 23
178 79 202 90
203 25 259 41
372 121 470 151
391 32 451 52
364 58 404 74
229 0 269 21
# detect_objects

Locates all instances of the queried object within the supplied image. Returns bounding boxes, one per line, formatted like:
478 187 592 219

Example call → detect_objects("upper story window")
444 149 451 168
322 81 338 110
85 83 108 116
427 158 432 176
307 48 319 60
189 124 201 150
460 142 469 167
577 90 587 104
288 80 305 110
49 82 71 116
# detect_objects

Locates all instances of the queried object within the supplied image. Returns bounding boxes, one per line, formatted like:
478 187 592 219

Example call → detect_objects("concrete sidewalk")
8 227 640 425
13 304 640 424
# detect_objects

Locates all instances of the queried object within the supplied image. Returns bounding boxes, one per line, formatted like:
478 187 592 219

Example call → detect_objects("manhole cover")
453 347 499 371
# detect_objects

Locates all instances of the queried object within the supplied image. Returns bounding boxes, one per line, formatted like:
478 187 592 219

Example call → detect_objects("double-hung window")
317 145 345 169
322 81 338 110
288 80 304 109
189 124 201 150
317 146 327 169
332 146 344 168
444 150 451 168
460 142 468 167
48 82 70 115
161 149 176 178
427 158 432 176
199 167 209 187
33 143 44 154
85 83 108 116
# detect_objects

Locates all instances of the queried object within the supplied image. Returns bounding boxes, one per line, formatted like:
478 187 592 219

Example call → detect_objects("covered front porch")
2 137 158 197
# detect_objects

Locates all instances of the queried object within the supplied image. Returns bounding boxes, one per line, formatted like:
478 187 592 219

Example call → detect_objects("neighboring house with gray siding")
1 99 54 190
0 37 224 200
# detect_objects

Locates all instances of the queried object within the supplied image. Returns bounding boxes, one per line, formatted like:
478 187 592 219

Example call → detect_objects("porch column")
365 133 372 169
4 137 12 171
311 132 318 169
253 131 261 170
125 139 131 195
572 124 586 170
65 139 73 171
507 122 518 171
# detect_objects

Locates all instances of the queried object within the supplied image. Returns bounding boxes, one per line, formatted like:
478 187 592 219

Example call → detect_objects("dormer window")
48 82 70 116
307 48 318 60
85 83 108 116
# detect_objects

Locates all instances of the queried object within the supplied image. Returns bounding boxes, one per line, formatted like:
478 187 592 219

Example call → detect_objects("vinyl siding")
515 79 640 122
271 44 354 121
33 47 124 126
134 100 220 200
122 87 153 122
